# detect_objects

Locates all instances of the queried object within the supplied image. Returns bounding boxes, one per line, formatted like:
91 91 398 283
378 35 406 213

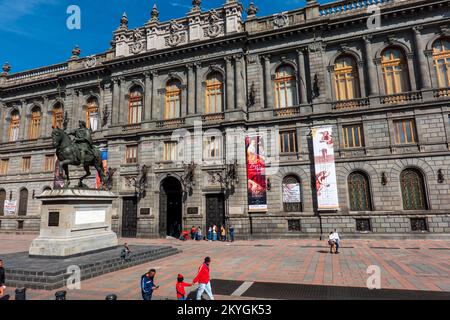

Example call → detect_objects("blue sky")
0 0 332 73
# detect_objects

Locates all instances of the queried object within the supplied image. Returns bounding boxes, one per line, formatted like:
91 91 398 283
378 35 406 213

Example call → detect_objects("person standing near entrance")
196 226 203 241
220 225 226 241
207 226 213 241
229 225 235 242
190 226 196 240
193 257 214 300
141 269 159 300
212 225 218 241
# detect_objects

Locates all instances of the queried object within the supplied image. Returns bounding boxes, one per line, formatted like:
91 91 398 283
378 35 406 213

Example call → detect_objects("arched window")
348 172 372 211
0 189 6 216
18 188 28 216
29 106 41 140
165 79 181 119
128 87 143 124
274 65 297 109
205 72 223 114
334 55 360 101
9 110 20 142
282 175 302 212
52 103 64 129
86 97 99 131
401 169 428 210
432 38 450 88
381 47 410 95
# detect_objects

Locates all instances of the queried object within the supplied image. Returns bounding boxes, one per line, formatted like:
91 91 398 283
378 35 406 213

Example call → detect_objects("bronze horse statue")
51 127 106 189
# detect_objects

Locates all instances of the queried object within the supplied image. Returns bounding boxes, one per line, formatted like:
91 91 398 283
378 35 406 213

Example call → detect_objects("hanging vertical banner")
53 159 65 189
245 135 267 211
312 126 339 210
96 149 108 189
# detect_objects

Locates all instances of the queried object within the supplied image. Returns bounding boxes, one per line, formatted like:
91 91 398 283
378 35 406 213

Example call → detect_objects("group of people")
141 256 214 301
189 225 235 242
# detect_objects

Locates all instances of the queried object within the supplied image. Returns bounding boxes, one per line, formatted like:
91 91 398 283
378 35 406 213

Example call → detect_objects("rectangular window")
342 124 364 148
279 131 297 154
410 218 428 232
44 155 55 172
355 218 372 232
204 136 222 159
393 119 417 144
164 142 178 161
22 157 31 173
0 159 9 175
125 146 138 164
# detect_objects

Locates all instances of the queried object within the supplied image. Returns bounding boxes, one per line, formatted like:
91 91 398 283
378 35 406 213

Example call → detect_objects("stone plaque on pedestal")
29 189 119 258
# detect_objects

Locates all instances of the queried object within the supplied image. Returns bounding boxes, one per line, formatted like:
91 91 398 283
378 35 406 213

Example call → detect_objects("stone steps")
5 246 180 290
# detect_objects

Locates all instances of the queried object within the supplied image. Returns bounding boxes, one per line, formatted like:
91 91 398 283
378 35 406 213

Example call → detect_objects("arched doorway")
160 177 183 238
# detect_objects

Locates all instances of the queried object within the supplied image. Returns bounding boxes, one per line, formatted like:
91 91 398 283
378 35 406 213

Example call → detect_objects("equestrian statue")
51 120 106 189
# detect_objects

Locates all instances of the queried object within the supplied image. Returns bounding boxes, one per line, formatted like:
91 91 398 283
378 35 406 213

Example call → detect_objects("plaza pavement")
1 234 449 300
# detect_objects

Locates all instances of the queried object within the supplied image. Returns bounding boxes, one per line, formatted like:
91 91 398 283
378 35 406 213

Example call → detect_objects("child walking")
176 274 192 300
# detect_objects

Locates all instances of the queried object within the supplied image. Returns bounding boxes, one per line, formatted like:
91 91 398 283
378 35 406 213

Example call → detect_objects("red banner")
246 135 267 211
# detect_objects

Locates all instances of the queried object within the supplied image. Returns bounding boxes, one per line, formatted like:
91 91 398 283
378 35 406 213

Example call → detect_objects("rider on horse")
69 121 95 167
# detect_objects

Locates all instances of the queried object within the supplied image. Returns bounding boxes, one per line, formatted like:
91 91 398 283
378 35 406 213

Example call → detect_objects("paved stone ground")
1 234 449 300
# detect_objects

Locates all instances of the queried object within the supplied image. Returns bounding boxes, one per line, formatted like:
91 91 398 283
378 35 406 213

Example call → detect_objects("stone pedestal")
29 189 118 258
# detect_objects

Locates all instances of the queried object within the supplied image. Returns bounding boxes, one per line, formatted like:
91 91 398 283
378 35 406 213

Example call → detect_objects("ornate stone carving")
192 0 201 12
130 41 145 54
204 9 222 38
84 55 97 68
273 13 289 29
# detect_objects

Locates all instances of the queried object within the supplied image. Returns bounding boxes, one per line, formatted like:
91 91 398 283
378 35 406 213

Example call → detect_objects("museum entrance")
159 177 183 238
206 194 225 229
122 196 138 238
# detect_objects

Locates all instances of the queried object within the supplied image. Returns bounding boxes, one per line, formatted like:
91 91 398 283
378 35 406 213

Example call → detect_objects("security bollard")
105 294 117 300
15 288 26 300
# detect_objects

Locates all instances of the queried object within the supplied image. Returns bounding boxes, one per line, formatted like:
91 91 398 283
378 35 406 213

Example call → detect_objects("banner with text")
246 135 267 211
4 200 17 215
312 126 339 210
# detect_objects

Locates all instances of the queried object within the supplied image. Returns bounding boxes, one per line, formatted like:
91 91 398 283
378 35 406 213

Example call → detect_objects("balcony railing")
380 91 423 104
202 113 225 123
156 118 185 128
433 87 450 98
319 0 394 17
333 97 370 110
122 123 142 131
273 106 301 117
6 63 68 82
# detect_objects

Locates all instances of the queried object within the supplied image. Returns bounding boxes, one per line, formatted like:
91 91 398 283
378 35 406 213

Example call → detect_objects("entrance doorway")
160 177 183 238
122 196 138 238
205 194 225 229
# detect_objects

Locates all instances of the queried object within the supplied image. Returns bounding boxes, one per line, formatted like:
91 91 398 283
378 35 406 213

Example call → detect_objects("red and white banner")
246 135 268 212
312 126 339 210
4 200 17 216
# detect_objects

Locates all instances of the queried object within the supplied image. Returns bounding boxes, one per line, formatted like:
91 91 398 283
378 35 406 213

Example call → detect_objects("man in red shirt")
176 274 192 300
193 257 214 300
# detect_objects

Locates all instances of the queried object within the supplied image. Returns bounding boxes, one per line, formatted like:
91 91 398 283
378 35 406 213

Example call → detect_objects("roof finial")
191 0 201 12
120 12 129 29
2 62 11 75
70 45 81 60
150 4 159 22
246 2 258 17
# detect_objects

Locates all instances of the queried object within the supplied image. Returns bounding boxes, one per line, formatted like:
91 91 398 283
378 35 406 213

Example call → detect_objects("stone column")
363 36 379 96
144 71 152 121
195 63 202 114
406 53 417 91
20 99 27 140
187 64 195 115
235 55 245 109
151 71 158 120
357 61 367 98
297 48 308 104
413 26 432 90
111 78 120 125
119 77 126 124
225 57 234 110
41 96 49 137
263 55 273 109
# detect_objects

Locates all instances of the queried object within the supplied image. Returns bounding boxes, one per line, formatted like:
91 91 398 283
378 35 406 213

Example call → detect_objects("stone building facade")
0 0 450 239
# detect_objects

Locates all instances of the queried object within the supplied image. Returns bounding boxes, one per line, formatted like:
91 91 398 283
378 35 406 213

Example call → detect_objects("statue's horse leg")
94 161 106 189
63 163 70 187
79 165 91 188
